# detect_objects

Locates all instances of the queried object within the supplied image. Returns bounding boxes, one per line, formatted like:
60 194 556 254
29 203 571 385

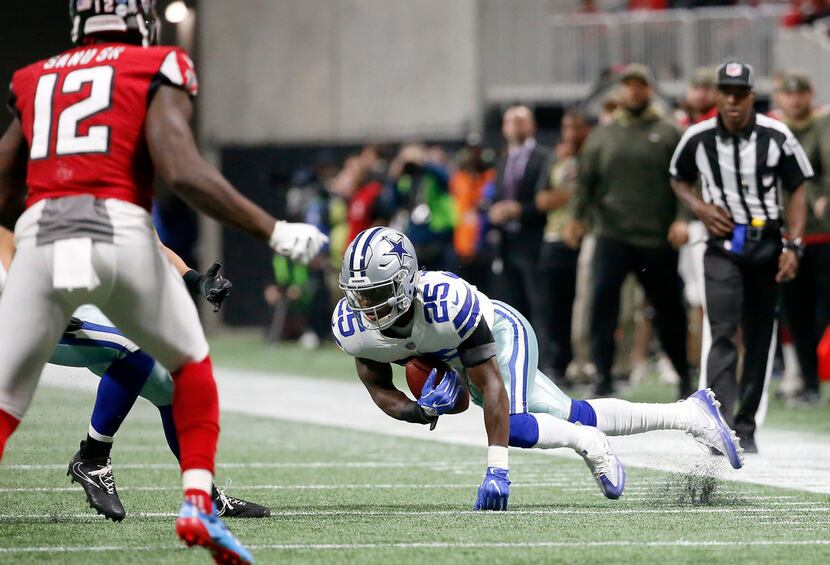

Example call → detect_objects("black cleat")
67 442 125 522
212 484 271 518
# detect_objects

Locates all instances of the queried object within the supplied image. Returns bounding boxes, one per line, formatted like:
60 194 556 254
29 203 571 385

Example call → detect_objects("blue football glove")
475 467 510 511
417 368 462 417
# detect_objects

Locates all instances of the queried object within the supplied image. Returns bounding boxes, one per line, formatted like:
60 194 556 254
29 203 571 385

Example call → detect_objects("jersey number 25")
30 66 114 160
423 282 450 323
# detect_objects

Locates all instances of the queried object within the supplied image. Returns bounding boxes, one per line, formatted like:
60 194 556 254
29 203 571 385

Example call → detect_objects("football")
405 357 469 412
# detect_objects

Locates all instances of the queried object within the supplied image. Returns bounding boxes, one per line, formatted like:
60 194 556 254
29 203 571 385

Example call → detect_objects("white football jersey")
332 270 495 369
0 261 6 296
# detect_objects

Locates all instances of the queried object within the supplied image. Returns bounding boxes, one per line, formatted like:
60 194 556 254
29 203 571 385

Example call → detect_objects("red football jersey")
8 43 198 212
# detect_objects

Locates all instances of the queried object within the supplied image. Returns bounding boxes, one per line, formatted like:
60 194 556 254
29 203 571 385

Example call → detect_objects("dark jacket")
492 141 550 258
572 105 682 248
783 111 830 238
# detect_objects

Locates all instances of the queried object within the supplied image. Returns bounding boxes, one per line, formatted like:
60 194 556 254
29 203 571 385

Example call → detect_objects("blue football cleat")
580 428 626 500
687 388 744 470
175 501 254 564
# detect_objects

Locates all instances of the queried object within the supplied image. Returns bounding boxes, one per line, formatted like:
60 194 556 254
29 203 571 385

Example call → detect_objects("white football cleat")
580 427 626 499
686 388 744 469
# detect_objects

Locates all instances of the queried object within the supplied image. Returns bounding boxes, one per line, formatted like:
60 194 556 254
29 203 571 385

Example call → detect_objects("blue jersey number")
423 282 450 323
337 310 364 337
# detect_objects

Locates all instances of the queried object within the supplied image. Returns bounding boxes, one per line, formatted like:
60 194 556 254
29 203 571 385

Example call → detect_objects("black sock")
80 435 112 460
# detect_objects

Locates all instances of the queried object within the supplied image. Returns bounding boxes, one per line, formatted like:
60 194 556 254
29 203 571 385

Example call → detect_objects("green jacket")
573 105 682 248
783 110 830 236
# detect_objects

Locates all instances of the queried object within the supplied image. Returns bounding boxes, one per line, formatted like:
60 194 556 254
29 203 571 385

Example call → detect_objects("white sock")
533 412 597 453
88 424 114 443
587 398 692 436
182 469 213 495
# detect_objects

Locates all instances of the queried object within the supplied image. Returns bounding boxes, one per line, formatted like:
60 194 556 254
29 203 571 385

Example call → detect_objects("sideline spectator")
599 96 620 126
781 1 830 27
488 106 551 326
565 64 690 397
449 138 496 291
776 70 830 407
674 67 718 374
387 144 457 271
675 67 718 129
535 109 593 384
630 0 668 9
332 150 387 246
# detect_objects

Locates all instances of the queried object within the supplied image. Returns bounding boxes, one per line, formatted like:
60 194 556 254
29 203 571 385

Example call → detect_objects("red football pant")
0 409 21 462
172 356 219 476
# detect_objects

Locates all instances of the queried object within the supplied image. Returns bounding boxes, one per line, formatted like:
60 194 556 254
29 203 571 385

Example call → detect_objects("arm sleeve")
457 318 497 368
669 129 701 183
150 48 199 101
777 128 814 193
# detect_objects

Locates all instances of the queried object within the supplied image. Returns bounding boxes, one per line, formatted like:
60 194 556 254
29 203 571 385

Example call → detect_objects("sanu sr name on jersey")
331 271 495 368
8 43 198 212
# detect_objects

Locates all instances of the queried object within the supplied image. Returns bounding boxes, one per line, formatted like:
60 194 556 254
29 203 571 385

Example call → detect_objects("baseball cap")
779 70 812 93
618 64 653 86
716 61 754 89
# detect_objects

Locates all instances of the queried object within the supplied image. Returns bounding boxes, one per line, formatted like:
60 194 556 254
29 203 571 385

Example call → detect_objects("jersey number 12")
30 66 114 160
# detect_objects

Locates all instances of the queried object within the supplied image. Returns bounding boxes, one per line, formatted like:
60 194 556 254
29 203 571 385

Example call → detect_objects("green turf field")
208 335 830 434
2 384 829 564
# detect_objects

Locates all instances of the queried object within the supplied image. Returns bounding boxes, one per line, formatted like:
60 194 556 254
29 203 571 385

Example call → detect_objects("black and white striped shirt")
669 113 813 224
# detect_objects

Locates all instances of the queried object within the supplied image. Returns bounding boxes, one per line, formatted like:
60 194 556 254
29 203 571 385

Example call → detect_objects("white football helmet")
339 227 419 330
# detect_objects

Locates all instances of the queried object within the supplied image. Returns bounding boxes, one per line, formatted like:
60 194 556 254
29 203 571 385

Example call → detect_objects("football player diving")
333 227 744 511
0 226 269 521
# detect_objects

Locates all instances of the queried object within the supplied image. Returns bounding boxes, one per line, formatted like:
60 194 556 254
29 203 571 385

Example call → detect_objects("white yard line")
0 461 495 471
0 505 828 522
38 366 830 495
2 539 830 554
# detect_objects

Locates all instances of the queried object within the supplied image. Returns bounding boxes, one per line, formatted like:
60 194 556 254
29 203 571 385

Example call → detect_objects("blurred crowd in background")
578 0 830 28
263 62 830 410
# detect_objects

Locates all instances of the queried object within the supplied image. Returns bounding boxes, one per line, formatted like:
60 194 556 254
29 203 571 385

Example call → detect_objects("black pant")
490 251 546 343
782 242 830 394
591 237 689 391
538 241 579 375
703 236 780 439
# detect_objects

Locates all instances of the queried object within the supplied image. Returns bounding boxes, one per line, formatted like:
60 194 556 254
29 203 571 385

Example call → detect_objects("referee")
669 61 811 454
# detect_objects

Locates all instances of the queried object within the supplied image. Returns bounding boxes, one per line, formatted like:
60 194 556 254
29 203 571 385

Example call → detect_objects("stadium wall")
199 0 479 145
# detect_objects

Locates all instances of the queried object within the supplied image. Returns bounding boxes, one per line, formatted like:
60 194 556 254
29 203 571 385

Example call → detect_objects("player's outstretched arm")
146 86 275 240
145 87 327 263
465 358 509 448
355 357 437 428
0 119 27 231
466 358 510 511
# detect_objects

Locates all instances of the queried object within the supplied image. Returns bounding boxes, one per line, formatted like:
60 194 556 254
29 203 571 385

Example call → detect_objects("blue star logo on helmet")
382 236 412 267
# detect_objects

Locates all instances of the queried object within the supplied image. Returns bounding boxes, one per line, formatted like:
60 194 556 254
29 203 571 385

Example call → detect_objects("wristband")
782 237 804 258
401 402 437 426
183 269 202 295
488 445 509 470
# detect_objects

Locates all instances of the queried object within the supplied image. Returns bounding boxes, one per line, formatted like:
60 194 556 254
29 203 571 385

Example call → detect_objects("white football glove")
269 221 328 264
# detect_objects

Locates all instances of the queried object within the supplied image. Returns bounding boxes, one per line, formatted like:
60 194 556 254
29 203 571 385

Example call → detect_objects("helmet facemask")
342 270 413 330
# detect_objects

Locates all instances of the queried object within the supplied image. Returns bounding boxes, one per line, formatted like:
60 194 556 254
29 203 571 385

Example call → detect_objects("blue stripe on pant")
477 300 572 422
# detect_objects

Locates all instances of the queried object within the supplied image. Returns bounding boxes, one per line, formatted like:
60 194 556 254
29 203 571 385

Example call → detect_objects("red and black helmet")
69 0 159 47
